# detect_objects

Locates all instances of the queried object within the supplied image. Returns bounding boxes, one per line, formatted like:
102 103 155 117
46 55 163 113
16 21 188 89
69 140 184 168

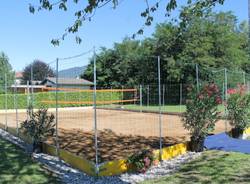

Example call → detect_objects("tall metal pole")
179 83 182 113
224 68 228 102
14 80 19 136
93 48 99 175
110 86 113 106
26 81 30 120
196 64 199 91
157 56 162 160
4 73 7 130
162 84 165 108
139 85 142 112
30 64 34 113
222 82 225 115
147 85 149 107
134 86 137 105
55 58 59 156
224 68 228 132
121 85 124 106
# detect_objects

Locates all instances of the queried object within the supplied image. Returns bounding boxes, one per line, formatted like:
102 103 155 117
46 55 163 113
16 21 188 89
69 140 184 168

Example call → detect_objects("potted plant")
227 86 250 138
183 83 222 152
20 108 56 153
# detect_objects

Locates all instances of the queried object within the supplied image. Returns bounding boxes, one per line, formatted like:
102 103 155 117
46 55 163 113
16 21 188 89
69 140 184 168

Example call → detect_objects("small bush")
20 108 55 152
183 83 222 151
127 150 155 173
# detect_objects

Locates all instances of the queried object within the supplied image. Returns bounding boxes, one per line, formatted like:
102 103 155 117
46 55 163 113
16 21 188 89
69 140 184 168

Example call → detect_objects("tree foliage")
82 11 249 87
22 60 55 84
0 52 14 91
29 0 225 45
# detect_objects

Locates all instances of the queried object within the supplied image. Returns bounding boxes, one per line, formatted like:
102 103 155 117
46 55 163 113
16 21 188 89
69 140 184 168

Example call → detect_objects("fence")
0 49 249 175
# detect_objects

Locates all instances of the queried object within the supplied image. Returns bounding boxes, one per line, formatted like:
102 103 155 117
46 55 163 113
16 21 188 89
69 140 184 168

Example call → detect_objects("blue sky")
0 0 248 71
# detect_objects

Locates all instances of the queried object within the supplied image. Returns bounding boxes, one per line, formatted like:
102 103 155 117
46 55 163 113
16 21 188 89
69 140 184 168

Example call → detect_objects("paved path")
205 133 250 153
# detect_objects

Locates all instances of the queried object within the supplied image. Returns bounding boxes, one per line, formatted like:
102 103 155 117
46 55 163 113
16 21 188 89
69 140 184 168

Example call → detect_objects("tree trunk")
190 136 205 152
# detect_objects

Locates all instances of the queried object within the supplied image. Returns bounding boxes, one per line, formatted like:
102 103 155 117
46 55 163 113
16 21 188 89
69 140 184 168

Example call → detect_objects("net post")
14 78 19 136
139 84 142 112
55 58 59 157
157 56 162 161
4 73 7 131
110 86 113 107
162 84 165 107
179 83 182 113
93 47 99 176
147 85 149 107
222 82 225 116
30 63 34 114
26 81 30 121
224 68 228 132
134 86 137 105
121 85 124 106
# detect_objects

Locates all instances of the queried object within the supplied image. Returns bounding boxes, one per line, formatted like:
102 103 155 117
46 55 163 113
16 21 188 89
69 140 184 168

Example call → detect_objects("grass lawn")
120 104 225 113
123 104 187 113
0 137 61 184
142 150 250 184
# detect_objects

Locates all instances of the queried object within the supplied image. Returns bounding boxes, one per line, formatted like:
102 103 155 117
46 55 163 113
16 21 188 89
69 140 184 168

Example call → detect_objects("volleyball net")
40 87 138 107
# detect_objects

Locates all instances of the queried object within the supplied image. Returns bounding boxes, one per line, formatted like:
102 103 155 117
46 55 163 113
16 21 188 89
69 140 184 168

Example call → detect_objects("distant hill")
58 66 86 78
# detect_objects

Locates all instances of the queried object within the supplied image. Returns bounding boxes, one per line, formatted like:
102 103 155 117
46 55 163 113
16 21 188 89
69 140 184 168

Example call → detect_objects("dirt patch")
48 128 184 163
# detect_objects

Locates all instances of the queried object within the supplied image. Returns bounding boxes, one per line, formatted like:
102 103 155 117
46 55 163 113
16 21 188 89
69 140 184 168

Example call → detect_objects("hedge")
0 91 122 109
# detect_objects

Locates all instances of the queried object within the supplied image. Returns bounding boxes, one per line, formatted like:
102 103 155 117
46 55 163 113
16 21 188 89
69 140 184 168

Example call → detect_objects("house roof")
11 85 45 89
41 77 93 86
15 72 23 78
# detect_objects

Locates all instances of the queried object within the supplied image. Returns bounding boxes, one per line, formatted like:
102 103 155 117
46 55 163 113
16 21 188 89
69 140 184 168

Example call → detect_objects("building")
41 77 93 89
15 72 23 85
11 84 47 93
11 77 93 93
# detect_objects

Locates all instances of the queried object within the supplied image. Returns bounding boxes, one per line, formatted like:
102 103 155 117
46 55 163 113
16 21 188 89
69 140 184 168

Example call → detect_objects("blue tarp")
204 133 250 154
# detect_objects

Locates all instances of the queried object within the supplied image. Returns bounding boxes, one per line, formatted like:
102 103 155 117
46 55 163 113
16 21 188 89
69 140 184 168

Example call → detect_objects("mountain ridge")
58 66 86 78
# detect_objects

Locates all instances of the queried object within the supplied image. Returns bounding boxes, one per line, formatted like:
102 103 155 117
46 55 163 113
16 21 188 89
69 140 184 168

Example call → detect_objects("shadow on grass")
146 151 250 184
0 137 60 184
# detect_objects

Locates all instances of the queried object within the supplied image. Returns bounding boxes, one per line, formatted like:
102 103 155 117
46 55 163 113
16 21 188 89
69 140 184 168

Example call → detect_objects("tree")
178 11 248 81
82 11 250 87
22 60 55 84
239 20 250 73
0 52 14 93
29 0 225 45
82 38 155 87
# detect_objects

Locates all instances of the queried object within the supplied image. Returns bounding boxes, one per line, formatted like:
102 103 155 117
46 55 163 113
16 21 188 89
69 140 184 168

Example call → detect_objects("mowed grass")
122 104 225 113
0 137 61 184
142 150 250 184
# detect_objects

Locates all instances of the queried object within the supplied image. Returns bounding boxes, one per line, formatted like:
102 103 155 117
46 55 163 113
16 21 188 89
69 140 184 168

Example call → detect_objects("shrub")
227 85 250 137
183 83 222 152
20 108 55 152
127 150 154 173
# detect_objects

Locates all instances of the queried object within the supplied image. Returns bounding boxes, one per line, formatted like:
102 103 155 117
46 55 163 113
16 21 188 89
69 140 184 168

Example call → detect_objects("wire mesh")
1 48 250 175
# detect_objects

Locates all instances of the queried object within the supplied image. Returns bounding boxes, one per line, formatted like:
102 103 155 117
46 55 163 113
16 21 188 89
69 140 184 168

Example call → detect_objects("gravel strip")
0 129 201 184
0 128 32 152
120 152 201 184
